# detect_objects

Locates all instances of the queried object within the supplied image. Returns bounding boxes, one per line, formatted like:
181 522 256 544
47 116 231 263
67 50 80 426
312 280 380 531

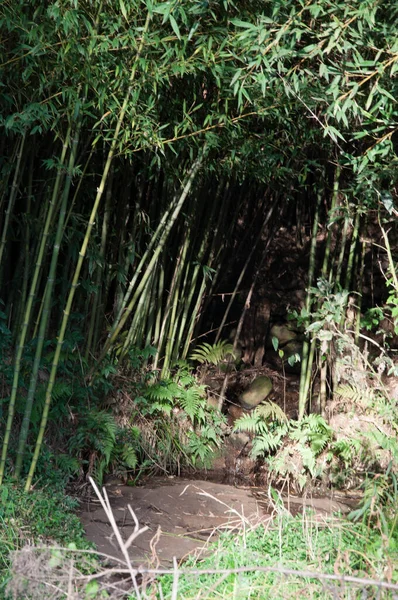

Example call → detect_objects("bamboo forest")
1 0 398 598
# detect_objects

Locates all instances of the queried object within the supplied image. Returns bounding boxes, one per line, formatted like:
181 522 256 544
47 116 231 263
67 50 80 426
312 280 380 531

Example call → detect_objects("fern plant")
68 409 139 484
329 437 362 469
235 408 335 489
136 364 225 473
290 414 333 454
335 383 375 410
189 340 236 366
234 402 289 458
143 377 207 422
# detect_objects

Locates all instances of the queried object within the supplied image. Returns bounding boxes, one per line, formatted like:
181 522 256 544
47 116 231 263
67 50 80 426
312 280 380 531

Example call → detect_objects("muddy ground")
80 477 357 567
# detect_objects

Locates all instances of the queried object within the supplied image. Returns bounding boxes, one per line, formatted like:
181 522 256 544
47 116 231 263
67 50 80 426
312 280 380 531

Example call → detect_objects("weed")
0 482 91 595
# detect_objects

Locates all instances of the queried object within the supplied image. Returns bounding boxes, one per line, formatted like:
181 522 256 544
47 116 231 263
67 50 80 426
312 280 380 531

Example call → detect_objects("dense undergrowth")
0 482 92 597
158 510 398 599
1 0 398 596
4 491 398 599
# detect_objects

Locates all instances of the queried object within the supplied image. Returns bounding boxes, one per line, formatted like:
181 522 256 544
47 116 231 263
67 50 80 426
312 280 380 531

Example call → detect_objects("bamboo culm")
24 12 152 490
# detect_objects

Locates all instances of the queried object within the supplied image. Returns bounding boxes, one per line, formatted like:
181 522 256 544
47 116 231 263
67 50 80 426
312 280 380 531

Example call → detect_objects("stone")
268 323 297 347
239 376 273 410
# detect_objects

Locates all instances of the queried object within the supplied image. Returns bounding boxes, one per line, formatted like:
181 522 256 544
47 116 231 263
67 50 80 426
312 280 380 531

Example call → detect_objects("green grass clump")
0 482 91 596
157 511 398 599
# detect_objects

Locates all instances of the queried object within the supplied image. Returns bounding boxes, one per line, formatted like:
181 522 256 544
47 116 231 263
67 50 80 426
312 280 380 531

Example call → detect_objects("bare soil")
79 477 357 567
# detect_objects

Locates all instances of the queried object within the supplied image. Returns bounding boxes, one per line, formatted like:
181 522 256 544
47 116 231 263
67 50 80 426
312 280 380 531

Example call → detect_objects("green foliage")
143 368 207 422
295 279 350 342
329 437 362 469
361 307 385 331
236 409 333 489
234 401 289 458
189 340 236 366
350 469 398 537
136 363 226 471
68 409 139 484
160 510 397 598
1 0 398 489
335 383 375 407
0 482 91 591
290 414 333 455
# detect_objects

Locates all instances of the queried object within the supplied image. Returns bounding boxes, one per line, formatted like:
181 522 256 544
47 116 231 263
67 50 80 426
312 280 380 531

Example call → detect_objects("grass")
0 480 92 598
156 509 398 599
2 479 398 599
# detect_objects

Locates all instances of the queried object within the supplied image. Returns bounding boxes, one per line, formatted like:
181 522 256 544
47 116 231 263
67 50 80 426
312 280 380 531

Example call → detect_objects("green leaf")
169 15 181 40
119 0 128 21
230 19 257 30
380 191 394 214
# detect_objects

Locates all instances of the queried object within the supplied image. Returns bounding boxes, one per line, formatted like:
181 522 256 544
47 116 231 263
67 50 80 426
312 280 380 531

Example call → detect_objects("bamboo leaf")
119 0 128 21
169 15 181 40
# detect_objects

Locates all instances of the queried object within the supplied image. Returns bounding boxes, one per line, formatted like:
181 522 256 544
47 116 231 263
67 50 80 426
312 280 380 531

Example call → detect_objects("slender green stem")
215 197 277 343
85 166 114 360
0 128 70 486
344 209 360 291
15 111 81 479
0 132 26 276
298 190 322 420
25 11 152 491
321 166 340 279
161 234 189 377
94 151 205 373
334 214 349 287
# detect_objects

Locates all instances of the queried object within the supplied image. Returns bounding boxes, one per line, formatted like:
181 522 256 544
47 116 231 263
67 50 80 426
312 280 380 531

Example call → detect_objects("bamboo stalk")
94 152 205 373
355 226 367 345
85 165 114 360
0 127 71 486
334 213 349 287
153 262 165 348
14 110 82 479
344 209 360 291
321 166 340 279
0 132 26 275
298 190 322 420
24 12 152 490
161 234 189 377
215 196 277 344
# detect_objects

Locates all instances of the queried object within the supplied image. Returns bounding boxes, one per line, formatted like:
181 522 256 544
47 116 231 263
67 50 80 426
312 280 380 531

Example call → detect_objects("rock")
228 404 244 421
228 431 251 452
239 376 273 410
267 323 297 347
206 395 220 410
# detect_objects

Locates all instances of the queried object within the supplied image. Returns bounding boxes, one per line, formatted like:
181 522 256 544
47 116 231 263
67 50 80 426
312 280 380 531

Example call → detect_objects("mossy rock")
239 376 273 410
267 323 298 347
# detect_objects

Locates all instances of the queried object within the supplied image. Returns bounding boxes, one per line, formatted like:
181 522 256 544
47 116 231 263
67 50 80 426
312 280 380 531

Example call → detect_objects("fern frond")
148 401 172 415
233 413 264 434
145 381 178 401
179 386 203 421
331 437 362 466
290 414 332 455
298 445 316 476
189 340 236 366
55 454 81 476
255 401 288 423
336 383 375 405
121 444 138 469
252 427 287 457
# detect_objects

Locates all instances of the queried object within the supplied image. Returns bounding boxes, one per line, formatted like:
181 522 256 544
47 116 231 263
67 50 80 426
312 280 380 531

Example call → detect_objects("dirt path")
80 478 263 566
79 478 356 568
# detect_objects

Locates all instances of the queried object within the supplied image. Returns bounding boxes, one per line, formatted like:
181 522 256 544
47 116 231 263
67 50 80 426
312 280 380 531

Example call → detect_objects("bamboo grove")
0 0 397 488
